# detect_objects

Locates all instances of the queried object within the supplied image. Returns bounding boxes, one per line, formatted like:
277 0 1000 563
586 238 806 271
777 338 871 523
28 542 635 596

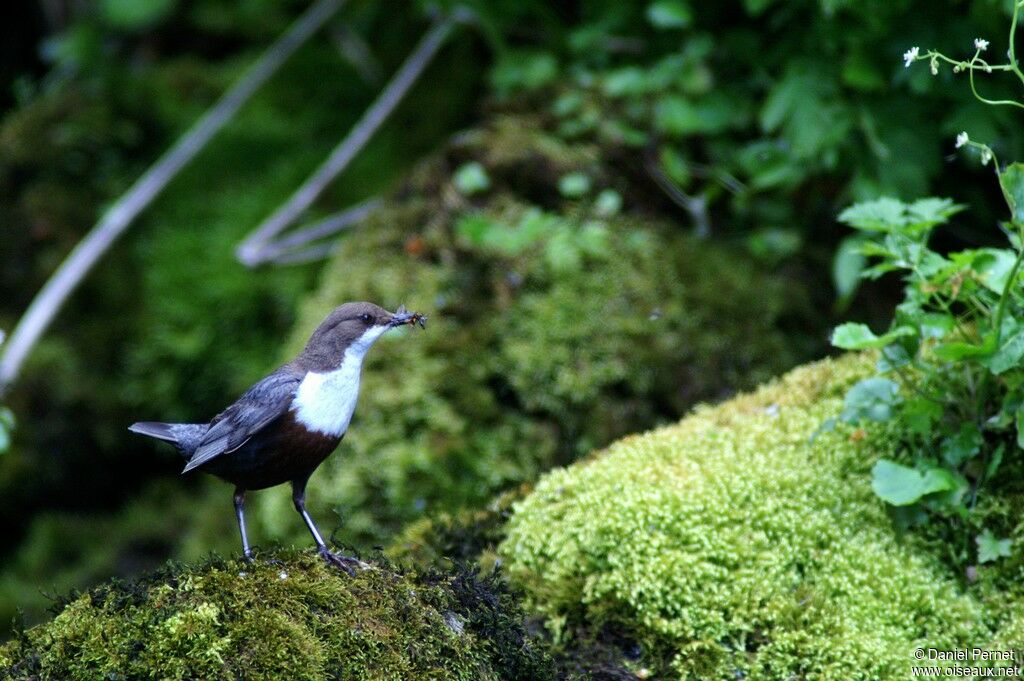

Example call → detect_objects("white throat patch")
291 324 390 436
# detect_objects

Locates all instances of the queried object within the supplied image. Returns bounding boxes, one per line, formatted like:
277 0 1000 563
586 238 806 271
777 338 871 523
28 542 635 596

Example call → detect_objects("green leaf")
830 323 913 350
838 197 962 234
577 221 611 257
1016 402 1024 449
871 460 958 506
545 228 581 273
972 248 1017 294
647 0 692 28
998 162 1024 224
976 529 1012 563
833 236 866 301
933 332 997 361
0 406 11 453
655 94 749 136
840 377 901 423
904 398 942 436
558 173 591 199
489 51 558 97
453 162 490 196
838 198 906 232
940 423 983 467
759 65 853 160
593 189 622 217
918 313 955 340
987 443 1005 481
877 344 912 372
745 228 802 263
989 325 1024 374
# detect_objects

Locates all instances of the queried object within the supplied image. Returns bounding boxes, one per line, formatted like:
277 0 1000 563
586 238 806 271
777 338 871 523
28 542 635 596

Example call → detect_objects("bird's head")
299 302 425 370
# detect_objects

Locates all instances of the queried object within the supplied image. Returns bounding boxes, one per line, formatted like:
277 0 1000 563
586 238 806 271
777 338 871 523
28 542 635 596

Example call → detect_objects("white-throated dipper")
129 302 426 573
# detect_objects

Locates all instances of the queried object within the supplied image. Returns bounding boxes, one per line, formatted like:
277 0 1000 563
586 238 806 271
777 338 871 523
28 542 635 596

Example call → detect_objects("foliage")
470 0 1023 277
0 0 481 585
500 354 1024 679
0 550 553 680
245 115 818 551
830 4 1024 565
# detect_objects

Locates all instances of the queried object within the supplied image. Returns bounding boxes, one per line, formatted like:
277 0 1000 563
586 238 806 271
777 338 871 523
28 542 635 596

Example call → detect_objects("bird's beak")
388 305 426 329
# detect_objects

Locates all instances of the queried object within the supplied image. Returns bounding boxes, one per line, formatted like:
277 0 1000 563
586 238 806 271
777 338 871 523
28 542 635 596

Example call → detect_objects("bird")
129 301 425 573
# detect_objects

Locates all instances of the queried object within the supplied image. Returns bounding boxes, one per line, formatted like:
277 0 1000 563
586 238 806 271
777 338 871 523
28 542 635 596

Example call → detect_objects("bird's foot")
318 547 368 576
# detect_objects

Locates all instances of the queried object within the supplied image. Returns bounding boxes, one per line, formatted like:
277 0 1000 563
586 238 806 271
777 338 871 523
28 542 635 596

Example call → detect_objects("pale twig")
256 198 382 264
236 13 465 267
0 0 345 393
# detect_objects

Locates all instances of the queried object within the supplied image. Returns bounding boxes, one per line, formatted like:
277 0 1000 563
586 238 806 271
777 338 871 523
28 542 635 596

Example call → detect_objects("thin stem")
236 13 463 266
969 59 1024 109
1009 0 1024 87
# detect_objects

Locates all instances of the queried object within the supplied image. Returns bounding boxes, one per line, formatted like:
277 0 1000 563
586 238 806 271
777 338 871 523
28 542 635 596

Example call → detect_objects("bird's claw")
318 548 368 576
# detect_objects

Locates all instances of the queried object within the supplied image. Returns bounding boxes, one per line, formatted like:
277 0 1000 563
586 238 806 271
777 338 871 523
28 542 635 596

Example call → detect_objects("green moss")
248 115 818 550
0 551 553 680
500 354 1024 679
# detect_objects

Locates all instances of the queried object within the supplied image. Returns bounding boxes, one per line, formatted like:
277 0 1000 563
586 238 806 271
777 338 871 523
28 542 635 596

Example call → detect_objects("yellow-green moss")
500 354 1024 679
0 551 552 680
249 115 818 550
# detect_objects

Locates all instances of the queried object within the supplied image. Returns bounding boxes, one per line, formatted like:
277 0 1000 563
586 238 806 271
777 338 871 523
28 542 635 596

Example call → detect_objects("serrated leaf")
838 197 962 234
872 460 958 506
839 198 908 232
976 529 1012 563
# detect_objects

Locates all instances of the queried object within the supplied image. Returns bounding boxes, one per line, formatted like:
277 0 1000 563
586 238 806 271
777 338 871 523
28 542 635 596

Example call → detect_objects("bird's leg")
234 488 254 562
291 478 366 576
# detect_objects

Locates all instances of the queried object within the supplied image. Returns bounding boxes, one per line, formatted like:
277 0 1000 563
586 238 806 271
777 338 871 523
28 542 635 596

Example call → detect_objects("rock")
500 354 1024 679
0 550 553 680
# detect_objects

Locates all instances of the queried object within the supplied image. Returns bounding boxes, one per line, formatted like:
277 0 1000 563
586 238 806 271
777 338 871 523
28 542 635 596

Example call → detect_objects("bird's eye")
359 313 373 324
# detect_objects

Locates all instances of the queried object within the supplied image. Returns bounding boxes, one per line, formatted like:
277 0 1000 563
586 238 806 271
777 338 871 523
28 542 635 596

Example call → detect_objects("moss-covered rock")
0 551 553 680
499 354 1024 679
249 115 819 551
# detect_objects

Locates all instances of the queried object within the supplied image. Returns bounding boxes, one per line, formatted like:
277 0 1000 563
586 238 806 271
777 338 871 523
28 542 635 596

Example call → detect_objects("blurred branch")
644 143 712 238
256 198 382 265
0 0 346 394
236 10 470 267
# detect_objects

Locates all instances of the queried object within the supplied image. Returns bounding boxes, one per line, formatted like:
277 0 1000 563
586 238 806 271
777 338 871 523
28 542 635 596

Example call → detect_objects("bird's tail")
129 421 207 458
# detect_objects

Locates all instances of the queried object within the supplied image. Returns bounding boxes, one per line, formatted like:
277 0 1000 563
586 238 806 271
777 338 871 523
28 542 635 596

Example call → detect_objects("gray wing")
182 368 302 473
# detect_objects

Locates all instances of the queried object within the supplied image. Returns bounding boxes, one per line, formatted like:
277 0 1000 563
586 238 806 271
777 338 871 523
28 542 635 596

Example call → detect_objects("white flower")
981 148 993 166
904 46 921 67
956 132 969 148
974 38 990 51
930 56 939 75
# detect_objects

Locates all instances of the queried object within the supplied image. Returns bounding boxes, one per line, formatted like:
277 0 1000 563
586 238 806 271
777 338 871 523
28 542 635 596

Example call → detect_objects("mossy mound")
251 115 819 550
0 551 553 680
500 354 1024 679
